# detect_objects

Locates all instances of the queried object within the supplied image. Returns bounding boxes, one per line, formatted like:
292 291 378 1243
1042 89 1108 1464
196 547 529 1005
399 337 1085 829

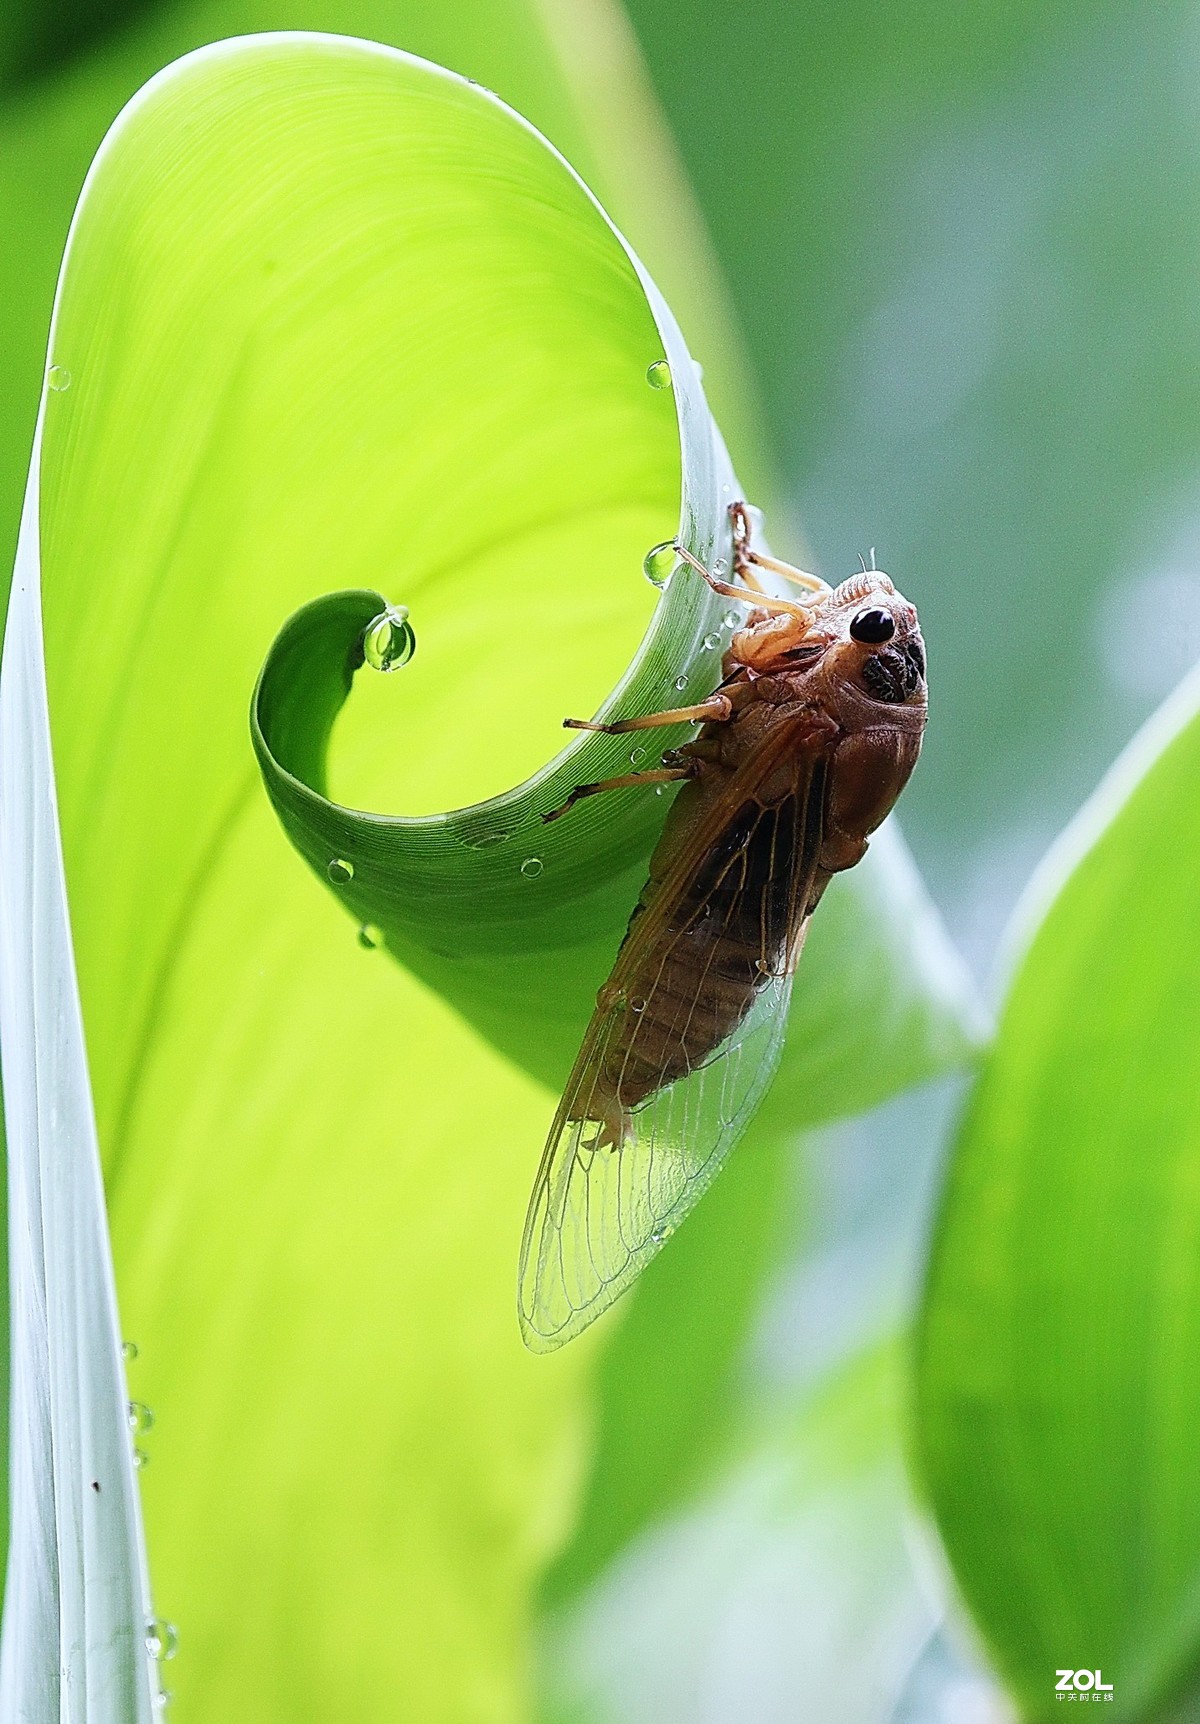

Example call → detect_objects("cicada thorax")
585 751 829 1122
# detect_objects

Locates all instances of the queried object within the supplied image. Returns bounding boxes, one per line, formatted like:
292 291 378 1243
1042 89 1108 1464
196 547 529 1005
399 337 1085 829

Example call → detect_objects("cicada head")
823 571 926 708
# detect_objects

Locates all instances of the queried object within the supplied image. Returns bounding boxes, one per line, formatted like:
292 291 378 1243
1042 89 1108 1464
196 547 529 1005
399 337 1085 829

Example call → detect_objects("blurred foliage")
917 673 1200 1721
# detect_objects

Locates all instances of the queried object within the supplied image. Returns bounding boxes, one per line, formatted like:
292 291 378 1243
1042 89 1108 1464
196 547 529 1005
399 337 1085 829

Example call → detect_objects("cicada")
518 502 927 1350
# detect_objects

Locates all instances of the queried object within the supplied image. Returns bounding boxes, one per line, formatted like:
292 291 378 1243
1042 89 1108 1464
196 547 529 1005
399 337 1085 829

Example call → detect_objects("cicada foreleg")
563 693 733 735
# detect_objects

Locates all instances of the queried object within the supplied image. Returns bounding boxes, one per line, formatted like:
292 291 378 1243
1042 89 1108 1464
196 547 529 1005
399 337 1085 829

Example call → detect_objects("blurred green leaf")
544 1337 938 1724
915 665 1200 1721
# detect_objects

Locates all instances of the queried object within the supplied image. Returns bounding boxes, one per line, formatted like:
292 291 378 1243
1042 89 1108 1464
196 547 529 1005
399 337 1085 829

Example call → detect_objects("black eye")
849 607 895 644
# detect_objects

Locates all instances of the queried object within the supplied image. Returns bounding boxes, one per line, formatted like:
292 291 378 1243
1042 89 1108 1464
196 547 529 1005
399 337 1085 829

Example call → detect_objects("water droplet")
357 923 382 950
145 1620 179 1662
693 361 705 381
128 1401 154 1436
133 1448 149 1470
520 856 543 879
645 359 672 390
674 674 688 692
630 746 646 765
327 858 354 884
362 605 416 672
464 830 509 851
724 609 740 628
121 1341 139 1363
154 1691 173 1711
643 541 677 589
714 558 728 576
46 365 71 392
629 997 646 1014
651 1224 673 1244
654 784 665 796
702 633 721 651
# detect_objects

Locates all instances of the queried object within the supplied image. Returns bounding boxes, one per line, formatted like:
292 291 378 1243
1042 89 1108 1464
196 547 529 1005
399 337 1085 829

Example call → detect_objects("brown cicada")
518 502 927 1350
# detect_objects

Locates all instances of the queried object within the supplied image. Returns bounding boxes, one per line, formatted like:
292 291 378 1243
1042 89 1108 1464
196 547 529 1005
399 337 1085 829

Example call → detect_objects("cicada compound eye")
849 607 896 644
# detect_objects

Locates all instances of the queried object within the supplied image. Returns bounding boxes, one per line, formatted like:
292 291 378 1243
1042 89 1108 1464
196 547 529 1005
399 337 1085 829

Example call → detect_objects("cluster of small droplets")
362 605 416 673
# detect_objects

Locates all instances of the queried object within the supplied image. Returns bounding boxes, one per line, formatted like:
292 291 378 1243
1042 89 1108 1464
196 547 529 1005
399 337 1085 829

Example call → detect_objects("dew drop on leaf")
133 1448 149 1470
643 542 677 588
145 1620 179 1662
702 633 720 651
645 359 672 390
121 1340 138 1363
358 923 382 950
520 856 543 878
128 1401 154 1435
327 858 354 884
46 364 71 392
362 605 416 672
674 674 688 692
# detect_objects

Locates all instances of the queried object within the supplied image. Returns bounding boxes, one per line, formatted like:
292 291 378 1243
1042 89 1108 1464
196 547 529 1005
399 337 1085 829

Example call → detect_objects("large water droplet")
46 365 71 392
128 1401 154 1436
357 923 382 950
643 542 677 589
362 605 416 672
327 858 354 885
646 359 672 390
520 856 544 879
146 1620 179 1662
121 1340 139 1363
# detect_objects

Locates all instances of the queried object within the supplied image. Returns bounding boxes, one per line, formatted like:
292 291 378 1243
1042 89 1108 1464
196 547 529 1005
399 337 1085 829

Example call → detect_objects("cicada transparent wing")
519 726 830 1351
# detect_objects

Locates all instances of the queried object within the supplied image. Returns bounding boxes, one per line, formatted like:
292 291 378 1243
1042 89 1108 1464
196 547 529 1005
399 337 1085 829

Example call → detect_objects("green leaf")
0 471 161 1716
15 26 979 1721
915 665 1200 1721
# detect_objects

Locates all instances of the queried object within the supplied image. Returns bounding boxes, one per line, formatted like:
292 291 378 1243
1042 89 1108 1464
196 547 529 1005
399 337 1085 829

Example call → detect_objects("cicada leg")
729 499 831 598
543 766 693 824
563 693 732 735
